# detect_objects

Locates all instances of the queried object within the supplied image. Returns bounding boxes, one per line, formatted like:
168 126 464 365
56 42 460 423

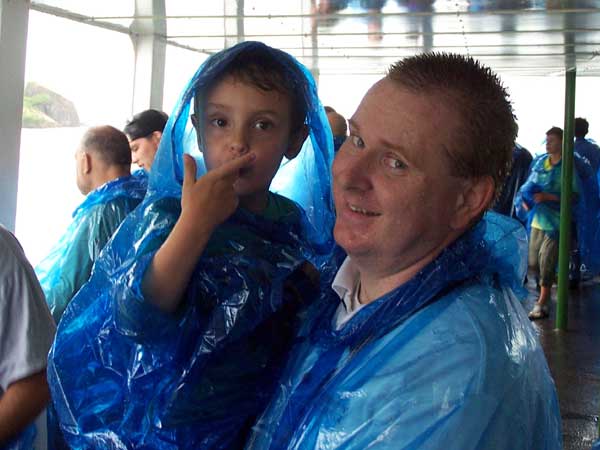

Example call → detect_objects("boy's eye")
210 118 227 127
350 134 364 149
254 120 272 131
382 156 406 170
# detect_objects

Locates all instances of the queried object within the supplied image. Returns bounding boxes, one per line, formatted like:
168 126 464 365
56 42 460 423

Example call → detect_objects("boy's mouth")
239 167 251 177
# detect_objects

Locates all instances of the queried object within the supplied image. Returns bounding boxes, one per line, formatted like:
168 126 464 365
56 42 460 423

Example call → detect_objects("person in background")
517 126 580 320
0 225 55 450
35 126 146 323
493 143 533 220
124 109 169 172
247 52 561 450
324 105 348 152
574 117 600 174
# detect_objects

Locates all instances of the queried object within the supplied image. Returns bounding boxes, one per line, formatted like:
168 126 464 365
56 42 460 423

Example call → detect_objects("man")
324 105 348 152
248 53 561 449
0 225 55 449
574 117 600 173
124 109 168 172
36 126 146 322
518 127 580 320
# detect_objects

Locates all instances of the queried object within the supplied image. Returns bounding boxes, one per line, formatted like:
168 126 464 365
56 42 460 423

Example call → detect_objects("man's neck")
549 153 562 165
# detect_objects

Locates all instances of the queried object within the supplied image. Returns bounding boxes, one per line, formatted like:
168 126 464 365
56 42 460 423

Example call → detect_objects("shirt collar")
331 257 360 309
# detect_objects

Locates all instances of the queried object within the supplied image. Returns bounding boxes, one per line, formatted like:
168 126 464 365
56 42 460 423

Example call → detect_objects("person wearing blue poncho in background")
574 117 600 174
35 126 147 323
515 125 600 320
47 42 336 449
247 53 562 450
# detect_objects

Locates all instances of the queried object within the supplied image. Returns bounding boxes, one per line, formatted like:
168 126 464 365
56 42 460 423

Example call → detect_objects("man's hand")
180 153 256 236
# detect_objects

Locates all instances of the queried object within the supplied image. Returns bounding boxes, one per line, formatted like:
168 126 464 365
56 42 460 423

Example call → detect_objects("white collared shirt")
332 257 367 330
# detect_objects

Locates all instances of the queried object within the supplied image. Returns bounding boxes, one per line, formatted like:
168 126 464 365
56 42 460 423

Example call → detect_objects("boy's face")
198 75 305 212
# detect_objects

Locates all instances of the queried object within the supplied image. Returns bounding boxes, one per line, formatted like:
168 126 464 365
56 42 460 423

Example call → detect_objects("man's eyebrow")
349 118 406 153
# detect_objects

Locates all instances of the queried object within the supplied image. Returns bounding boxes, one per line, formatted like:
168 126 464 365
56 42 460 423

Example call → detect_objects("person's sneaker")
528 303 549 320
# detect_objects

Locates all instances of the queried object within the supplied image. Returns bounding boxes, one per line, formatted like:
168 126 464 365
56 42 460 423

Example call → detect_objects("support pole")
555 68 576 331
0 0 30 232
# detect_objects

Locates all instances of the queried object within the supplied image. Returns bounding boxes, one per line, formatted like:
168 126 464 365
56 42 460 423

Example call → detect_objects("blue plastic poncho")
35 173 147 323
47 41 336 449
493 144 533 219
514 153 600 275
247 212 562 450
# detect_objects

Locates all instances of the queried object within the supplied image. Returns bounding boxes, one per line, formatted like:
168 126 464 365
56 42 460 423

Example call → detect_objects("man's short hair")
546 126 563 141
387 53 518 197
124 109 169 141
82 126 132 166
327 111 348 137
574 117 589 138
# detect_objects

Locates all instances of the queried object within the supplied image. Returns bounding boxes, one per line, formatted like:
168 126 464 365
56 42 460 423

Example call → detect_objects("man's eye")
383 156 406 170
255 121 272 130
350 135 364 148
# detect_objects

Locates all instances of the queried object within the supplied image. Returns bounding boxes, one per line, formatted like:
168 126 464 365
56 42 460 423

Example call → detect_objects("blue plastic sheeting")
592 439 600 450
48 42 336 449
1 424 35 450
514 153 600 275
247 212 562 450
35 173 147 323
574 137 600 174
493 144 533 219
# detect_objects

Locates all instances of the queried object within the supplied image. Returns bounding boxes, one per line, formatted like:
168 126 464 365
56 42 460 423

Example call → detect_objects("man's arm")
142 153 255 313
0 370 50 445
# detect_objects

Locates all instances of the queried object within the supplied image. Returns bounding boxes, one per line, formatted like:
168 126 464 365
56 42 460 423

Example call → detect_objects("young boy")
47 42 335 449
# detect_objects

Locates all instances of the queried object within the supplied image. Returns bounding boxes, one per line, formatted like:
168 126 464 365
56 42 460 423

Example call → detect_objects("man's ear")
449 176 495 230
82 151 92 174
284 125 309 160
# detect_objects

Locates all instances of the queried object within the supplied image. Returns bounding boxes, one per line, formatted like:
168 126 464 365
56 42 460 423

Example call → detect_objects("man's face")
545 133 562 156
74 147 90 195
200 75 303 212
129 132 160 171
332 77 469 277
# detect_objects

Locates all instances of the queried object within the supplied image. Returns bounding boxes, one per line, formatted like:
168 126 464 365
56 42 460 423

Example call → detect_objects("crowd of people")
3 40 600 450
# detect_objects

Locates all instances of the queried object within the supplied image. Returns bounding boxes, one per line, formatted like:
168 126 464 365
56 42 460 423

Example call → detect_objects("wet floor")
525 278 600 450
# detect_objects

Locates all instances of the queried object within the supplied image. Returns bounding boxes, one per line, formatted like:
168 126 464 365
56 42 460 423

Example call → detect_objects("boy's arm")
142 153 255 313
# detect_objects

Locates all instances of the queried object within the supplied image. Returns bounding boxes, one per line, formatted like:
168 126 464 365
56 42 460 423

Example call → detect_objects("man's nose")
334 151 374 192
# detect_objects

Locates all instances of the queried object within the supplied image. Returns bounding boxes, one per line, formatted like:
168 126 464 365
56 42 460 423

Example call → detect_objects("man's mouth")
348 204 381 217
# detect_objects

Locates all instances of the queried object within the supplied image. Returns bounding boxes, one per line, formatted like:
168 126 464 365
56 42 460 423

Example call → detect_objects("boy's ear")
284 125 309 160
190 114 204 153
190 113 198 129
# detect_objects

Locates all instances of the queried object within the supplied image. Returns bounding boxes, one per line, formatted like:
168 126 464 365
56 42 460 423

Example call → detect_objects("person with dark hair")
35 126 146 323
324 105 348 153
247 53 561 450
574 117 600 173
493 143 533 219
0 225 55 449
48 42 335 448
517 126 581 320
124 109 169 172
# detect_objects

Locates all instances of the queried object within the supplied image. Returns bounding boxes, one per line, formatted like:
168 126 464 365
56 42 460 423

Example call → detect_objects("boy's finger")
214 153 256 180
183 154 197 189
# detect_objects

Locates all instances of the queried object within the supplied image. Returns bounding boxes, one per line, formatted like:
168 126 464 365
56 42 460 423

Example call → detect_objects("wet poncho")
35 173 147 323
514 153 600 275
47 41 335 449
247 212 562 450
493 144 533 219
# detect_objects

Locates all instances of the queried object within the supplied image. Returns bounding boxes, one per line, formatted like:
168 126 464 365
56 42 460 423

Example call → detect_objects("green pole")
555 68 576 331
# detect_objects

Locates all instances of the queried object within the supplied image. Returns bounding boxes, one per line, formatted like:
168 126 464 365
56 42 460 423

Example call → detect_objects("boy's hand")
181 153 255 234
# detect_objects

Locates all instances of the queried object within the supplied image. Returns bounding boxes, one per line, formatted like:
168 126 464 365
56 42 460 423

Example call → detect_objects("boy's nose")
229 129 249 155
